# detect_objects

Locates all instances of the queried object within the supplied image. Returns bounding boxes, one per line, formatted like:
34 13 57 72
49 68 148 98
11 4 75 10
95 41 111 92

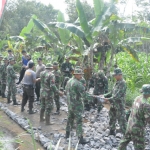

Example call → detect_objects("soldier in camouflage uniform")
52 62 61 114
40 64 63 125
61 56 73 89
1 57 9 98
118 84 150 150
7 58 20 105
89 70 108 113
65 68 89 144
104 68 127 135
0 54 4 96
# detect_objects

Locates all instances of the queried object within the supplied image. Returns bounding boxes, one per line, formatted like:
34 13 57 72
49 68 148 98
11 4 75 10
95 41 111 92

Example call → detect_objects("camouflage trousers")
66 107 83 138
54 92 60 110
109 105 127 134
7 82 16 100
40 97 53 115
118 128 145 150
1 78 6 94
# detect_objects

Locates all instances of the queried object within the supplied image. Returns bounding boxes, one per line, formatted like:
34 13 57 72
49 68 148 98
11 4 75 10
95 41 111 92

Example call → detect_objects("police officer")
21 62 40 114
104 68 127 135
118 84 150 150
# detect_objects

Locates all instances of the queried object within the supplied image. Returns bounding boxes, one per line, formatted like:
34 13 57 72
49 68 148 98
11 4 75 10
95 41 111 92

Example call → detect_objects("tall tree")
65 0 95 22
0 0 58 36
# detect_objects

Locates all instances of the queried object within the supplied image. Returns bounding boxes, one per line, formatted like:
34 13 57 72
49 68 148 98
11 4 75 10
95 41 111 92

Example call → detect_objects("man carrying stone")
52 61 61 114
7 57 20 105
35 58 45 102
104 68 127 135
65 67 89 144
1 57 9 98
40 64 63 125
118 84 150 150
21 62 40 114
89 70 108 113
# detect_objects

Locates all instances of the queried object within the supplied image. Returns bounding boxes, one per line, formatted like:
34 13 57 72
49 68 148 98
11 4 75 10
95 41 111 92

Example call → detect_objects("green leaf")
93 0 104 24
57 11 70 45
20 15 37 37
48 22 90 46
92 4 117 36
121 45 139 62
33 18 57 41
76 0 93 44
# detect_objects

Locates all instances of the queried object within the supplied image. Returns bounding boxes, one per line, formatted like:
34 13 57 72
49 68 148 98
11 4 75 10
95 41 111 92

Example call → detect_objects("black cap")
8 49 12 52
28 62 35 68
37 58 42 61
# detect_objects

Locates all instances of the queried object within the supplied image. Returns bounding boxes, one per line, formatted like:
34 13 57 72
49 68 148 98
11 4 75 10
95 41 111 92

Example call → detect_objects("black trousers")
21 86 34 110
18 68 26 83
35 80 40 98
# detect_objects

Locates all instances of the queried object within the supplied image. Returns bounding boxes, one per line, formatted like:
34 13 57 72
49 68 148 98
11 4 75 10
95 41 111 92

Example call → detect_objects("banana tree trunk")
99 48 106 70
88 47 93 68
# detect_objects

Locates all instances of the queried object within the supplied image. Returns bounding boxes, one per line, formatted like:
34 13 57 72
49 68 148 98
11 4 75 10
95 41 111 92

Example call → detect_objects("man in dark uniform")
21 62 40 114
61 56 73 89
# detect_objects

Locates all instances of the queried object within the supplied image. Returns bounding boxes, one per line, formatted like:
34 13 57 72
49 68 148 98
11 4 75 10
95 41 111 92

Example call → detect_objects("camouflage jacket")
127 95 150 132
104 78 126 104
7 64 17 84
61 62 73 77
40 70 59 98
1 63 8 80
89 74 108 94
52 69 61 88
65 77 85 111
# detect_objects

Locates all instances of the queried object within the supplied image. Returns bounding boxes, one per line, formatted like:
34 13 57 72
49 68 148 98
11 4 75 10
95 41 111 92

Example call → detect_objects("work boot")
40 109 45 122
84 104 90 111
2 93 7 98
79 136 89 144
21 105 25 112
109 130 116 136
36 97 39 101
29 109 36 114
45 114 54 125
56 108 60 115
7 98 12 104
65 131 70 138
13 99 20 105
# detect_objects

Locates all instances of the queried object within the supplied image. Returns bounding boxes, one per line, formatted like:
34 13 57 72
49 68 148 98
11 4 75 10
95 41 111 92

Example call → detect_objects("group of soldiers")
0 51 150 148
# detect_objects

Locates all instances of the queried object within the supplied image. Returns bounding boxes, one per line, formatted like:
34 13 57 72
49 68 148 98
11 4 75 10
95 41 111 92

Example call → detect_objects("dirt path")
0 110 43 150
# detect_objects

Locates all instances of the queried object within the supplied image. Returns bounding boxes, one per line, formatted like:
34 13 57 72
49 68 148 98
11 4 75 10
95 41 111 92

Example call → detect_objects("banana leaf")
33 18 57 41
121 45 139 62
9 36 25 42
57 11 70 45
76 0 93 44
48 22 90 46
20 15 37 37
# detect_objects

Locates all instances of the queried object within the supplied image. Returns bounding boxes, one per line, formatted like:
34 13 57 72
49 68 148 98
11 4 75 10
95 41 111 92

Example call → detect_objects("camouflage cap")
45 63 53 69
73 68 84 75
65 56 70 59
0 54 3 58
112 68 122 76
3 57 9 61
97 70 105 77
53 61 59 66
9 57 15 61
141 84 150 95
75 66 82 69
